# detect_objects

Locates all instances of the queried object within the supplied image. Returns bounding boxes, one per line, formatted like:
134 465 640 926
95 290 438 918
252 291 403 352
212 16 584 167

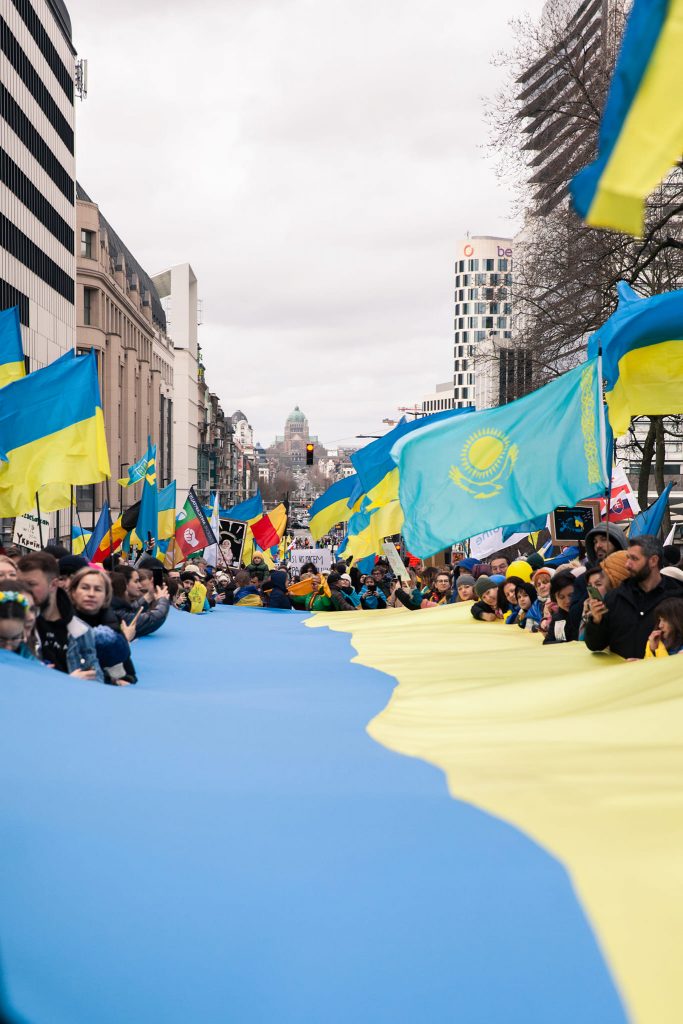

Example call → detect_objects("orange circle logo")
463 244 474 257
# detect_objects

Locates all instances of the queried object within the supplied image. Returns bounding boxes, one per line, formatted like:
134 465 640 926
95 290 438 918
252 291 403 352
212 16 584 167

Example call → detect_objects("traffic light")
306 443 315 466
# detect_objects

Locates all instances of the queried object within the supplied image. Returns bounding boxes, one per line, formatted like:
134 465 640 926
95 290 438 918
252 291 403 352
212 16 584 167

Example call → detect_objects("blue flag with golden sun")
391 359 608 557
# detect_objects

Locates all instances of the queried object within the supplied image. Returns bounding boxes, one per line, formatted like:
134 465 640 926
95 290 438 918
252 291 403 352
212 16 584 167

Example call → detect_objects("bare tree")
485 0 683 504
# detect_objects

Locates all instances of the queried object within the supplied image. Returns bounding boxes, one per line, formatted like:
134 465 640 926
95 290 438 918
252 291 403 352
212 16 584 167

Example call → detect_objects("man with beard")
17 552 99 679
584 535 683 659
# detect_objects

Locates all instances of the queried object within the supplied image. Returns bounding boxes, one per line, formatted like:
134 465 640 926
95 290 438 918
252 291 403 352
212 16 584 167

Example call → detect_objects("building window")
81 229 94 258
468 259 479 271
83 287 96 325
498 259 508 271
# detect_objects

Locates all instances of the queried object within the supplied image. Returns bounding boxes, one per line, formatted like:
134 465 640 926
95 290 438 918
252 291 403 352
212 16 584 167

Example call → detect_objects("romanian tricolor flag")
570 0 683 235
588 281 683 435
0 349 110 518
308 474 359 540
0 306 25 389
82 504 128 564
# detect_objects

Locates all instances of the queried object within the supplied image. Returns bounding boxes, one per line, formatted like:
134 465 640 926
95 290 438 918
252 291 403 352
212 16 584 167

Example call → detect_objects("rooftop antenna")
75 59 88 100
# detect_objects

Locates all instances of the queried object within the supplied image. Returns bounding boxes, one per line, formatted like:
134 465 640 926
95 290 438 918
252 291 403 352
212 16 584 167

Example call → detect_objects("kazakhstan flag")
392 359 608 557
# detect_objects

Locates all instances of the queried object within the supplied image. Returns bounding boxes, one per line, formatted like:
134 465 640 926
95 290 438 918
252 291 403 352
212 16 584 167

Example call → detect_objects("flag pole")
34 491 44 549
70 486 74 553
105 478 114 563
597 346 612 527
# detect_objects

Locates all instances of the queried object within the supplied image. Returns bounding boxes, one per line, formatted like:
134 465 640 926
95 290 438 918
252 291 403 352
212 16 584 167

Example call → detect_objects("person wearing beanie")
455 574 476 602
526 552 546 573
58 554 88 580
506 560 533 583
531 567 554 615
338 572 361 608
515 580 542 632
601 550 629 589
471 576 502 621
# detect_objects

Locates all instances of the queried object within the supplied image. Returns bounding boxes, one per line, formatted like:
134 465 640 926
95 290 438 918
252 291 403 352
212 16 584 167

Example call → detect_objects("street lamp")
119 462 129 517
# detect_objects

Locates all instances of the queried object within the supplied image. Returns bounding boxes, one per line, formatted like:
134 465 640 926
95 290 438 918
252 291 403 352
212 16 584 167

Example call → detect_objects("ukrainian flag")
0 349 110 518
119 449 150 487
570 0 683 235
0 307 25 389
343 500 404 563
308 474 360 540
588 281 683 435
158 481 177 540
351 408 472 509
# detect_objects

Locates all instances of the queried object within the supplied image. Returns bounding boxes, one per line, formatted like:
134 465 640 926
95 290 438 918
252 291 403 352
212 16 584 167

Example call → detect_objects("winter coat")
111 595 170 637
584 574 683 659
471 600 499 621
245 561 269 582
74 604 137 682
266 571 292 610
35 587 104 682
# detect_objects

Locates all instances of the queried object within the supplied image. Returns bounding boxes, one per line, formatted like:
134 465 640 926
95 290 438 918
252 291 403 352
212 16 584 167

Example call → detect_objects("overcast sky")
69 0 544 449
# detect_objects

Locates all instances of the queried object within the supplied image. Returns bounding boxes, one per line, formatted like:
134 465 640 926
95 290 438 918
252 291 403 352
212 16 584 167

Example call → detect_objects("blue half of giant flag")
0 349 110 518
223 492 263 522
83 502 112 562
135 444 158 551
0 306 25 389
351 407 473 509
392 359 608 557
570 0 683 235
629 481 673 538
309 474 360 540
587 281 683 435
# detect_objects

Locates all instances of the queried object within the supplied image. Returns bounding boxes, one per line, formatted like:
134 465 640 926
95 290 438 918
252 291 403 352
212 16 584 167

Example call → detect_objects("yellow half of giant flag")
310 603 683 1024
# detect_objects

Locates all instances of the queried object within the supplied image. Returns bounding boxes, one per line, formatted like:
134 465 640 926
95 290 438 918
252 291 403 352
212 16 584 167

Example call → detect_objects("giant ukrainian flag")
588 281 683 435
392 359 608 557
0 306 25 389
570 0 683 235
0 349 110 517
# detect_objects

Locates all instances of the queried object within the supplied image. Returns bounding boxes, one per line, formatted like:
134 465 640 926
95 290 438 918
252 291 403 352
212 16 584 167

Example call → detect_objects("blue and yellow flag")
340 499 405 563
588 282 683 435
135 444 158 550
118 449 150 488
392 360 608 557
309 474 360 540
0 307 25 389
570 0 683 235
158 480 177 540
351 408 472 510
222 492 263 522
0 349 110 518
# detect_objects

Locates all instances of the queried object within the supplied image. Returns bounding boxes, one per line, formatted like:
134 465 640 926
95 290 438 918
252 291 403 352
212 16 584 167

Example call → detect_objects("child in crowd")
470 577 502 622
0 590 38 660
645 597 683 658
543 572 577 644
515 581 542 632
531 567 554 615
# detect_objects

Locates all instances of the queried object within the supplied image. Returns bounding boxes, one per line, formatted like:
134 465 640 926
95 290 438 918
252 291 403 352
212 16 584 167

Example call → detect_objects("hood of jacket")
585 524 627 562
270 571 288 592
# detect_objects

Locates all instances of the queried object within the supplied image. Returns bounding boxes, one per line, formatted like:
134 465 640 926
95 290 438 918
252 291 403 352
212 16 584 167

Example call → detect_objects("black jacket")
584 574 683 659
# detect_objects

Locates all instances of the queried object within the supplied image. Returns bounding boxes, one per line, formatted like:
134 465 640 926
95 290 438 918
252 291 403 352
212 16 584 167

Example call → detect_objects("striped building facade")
0 0 76 369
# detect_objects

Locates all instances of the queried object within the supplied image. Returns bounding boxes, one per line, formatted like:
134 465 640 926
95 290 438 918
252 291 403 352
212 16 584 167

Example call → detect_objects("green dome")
287 406 306 424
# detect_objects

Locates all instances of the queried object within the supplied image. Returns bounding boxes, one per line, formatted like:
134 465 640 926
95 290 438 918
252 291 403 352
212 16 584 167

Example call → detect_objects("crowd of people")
1 523 682 685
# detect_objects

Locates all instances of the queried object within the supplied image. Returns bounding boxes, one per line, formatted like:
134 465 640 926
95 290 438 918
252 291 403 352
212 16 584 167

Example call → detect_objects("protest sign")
288 549 332 572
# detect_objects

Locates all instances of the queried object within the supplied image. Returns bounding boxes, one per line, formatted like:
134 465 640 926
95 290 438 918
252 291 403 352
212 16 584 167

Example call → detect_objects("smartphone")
152 566 164 588
587 585 603 601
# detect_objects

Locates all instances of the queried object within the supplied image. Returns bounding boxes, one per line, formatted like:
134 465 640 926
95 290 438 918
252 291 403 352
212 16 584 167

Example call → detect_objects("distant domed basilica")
268 406 324 470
